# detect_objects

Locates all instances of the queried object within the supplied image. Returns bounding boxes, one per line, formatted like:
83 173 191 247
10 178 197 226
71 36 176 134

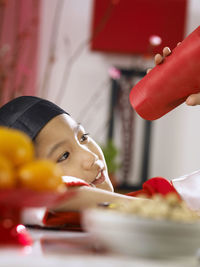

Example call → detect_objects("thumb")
186 93 200 106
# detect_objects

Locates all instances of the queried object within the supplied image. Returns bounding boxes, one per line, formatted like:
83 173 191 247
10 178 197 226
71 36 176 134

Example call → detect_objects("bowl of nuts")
82 193 200 259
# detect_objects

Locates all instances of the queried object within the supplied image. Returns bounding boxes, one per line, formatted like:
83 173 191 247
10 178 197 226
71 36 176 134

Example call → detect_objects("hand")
147 43 200 106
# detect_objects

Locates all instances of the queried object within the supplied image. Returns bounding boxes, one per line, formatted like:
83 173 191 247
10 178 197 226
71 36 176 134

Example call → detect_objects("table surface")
0 228 199 267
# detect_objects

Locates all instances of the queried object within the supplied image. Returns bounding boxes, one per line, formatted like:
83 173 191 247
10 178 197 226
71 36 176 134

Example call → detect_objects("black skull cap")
0 96 69 140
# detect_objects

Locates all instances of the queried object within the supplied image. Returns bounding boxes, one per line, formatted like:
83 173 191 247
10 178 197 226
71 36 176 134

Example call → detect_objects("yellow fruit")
0 127 34 167
17 160 65 192
0 154 15 189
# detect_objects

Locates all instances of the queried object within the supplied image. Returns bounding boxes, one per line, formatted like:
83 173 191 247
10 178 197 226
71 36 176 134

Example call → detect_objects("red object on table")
0 206 32 246
130 26 200 120
0 189 75 246
127 177 180 199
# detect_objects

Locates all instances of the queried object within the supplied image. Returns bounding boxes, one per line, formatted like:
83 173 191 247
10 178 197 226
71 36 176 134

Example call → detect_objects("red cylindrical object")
130 26 200 120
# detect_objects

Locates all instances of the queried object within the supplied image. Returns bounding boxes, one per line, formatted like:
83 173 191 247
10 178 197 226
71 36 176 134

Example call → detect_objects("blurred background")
0 0 200 191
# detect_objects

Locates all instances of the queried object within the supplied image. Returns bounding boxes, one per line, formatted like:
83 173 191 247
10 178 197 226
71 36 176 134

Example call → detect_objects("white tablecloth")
0 229 198 267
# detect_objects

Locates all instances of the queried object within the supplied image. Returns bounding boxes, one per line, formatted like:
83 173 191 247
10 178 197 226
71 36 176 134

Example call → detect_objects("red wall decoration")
91 0 187 55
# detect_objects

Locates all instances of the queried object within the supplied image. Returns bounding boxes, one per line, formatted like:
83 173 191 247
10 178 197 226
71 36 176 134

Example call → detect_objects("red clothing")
43 210 82 231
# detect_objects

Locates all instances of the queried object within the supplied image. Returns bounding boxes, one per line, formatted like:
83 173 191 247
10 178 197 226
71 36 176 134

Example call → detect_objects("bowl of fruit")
0 127 74 246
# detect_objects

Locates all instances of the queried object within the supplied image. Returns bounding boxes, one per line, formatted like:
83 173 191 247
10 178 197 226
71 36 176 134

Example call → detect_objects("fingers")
147 44 181 74
154 47 171 65
148 46 172 73
154 53 163 65
186 93 200 106
163 47 171 57
146 68 152 74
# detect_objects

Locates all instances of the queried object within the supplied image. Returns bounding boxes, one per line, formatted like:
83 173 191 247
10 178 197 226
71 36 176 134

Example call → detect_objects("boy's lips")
91 170 106 185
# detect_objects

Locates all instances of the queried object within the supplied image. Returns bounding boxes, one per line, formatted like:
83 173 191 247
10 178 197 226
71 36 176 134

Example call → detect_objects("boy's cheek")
88 140 104 159
101 179 114 192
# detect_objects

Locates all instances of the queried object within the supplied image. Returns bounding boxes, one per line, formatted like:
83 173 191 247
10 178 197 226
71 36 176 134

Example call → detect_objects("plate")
82 209 200 259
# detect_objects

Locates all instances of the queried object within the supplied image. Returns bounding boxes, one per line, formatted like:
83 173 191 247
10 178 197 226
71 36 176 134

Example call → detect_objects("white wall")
37 0 200 184
150 0 200 179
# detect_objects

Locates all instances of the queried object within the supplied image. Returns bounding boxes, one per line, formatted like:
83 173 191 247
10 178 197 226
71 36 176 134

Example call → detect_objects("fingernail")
147 68 152 74
155 54 163 64
163 47 171 54
186 97 195 106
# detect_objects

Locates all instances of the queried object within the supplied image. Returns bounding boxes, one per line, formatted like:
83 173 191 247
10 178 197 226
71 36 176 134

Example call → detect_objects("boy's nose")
81 150 99 170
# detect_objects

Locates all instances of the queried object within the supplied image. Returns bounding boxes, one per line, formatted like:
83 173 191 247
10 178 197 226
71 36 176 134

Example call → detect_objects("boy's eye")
57 152 70 163
80 133 89 143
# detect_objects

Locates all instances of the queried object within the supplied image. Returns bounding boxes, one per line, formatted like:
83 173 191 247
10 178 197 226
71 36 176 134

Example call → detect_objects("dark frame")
108 68 152 192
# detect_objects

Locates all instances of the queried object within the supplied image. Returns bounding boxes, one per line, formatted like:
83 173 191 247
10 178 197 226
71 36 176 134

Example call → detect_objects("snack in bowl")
83 193 200 258
112 192 199 223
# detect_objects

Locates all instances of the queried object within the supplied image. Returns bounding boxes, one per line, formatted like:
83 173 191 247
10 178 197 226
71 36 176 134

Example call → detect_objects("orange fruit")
0 154 15 189
17 160 65 192
0 127 34 167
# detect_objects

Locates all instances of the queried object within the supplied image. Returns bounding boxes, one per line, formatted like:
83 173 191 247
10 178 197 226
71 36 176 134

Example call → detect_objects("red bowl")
0 188 76 246
0 188 76 208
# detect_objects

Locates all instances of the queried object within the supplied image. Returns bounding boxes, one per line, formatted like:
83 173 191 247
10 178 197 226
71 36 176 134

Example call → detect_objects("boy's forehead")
36 115 79 152
49 114 84 135
56 114 78 129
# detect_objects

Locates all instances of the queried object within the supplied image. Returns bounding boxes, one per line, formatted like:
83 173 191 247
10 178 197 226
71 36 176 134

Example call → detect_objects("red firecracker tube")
130 26 200 120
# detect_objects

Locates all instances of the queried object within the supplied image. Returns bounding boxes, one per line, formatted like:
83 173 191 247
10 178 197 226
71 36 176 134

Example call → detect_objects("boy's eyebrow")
47 140 67 157
74 123 82 134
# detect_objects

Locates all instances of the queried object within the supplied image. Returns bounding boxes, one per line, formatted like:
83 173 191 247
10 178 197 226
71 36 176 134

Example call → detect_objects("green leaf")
101 139 121 174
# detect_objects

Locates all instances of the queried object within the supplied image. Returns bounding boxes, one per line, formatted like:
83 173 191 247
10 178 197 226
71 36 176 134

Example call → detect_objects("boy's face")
34 114 113 192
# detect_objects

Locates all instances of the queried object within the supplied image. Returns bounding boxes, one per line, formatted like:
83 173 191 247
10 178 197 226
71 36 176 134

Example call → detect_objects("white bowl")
82 209 200 259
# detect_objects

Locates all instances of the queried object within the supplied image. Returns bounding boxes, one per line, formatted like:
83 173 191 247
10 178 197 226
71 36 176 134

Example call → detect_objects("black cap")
0 96 69 140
